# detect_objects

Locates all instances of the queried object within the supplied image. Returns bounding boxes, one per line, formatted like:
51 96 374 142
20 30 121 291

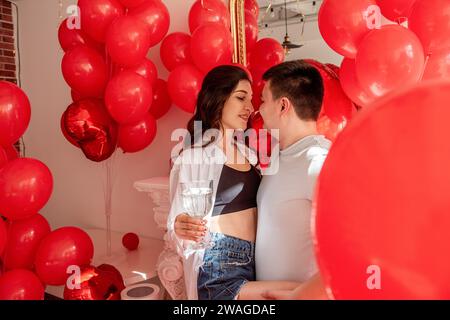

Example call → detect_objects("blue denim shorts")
197 232 255 300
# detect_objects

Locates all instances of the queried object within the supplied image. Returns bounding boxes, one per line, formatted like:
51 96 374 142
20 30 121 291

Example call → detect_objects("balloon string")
102 152 118 257
420 53 431 81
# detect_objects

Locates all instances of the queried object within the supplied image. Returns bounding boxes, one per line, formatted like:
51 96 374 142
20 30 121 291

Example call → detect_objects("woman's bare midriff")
209 208 257 243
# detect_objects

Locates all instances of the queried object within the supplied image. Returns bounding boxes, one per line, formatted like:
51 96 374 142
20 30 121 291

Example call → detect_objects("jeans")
197 232 255 300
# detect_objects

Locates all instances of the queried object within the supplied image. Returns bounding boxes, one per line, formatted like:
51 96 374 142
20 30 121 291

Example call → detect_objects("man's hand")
174 213 207 242
262 289 298 300
262 273 329 300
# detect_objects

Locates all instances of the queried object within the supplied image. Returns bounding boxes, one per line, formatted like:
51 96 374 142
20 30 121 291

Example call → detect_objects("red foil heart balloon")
63 99 118 162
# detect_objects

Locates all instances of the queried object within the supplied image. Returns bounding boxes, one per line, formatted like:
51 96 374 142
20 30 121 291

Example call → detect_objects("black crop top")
212 165 261 216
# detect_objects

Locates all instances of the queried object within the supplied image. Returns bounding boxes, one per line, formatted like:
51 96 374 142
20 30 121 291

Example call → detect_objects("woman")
167 65 299 300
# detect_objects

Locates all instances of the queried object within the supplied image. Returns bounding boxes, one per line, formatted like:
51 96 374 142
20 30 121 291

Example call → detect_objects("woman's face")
221 80 254 131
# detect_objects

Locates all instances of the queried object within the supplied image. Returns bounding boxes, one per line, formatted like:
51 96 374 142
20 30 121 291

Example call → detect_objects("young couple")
167 61 331 300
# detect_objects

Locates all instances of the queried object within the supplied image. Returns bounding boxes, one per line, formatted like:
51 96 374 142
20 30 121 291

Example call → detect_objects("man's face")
259 81 282 130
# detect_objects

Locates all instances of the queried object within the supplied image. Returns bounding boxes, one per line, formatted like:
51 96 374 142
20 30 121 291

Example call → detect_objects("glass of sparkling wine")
180 180 214 250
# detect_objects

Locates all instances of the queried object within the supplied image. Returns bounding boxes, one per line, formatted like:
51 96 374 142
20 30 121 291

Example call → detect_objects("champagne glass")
180 180 215 250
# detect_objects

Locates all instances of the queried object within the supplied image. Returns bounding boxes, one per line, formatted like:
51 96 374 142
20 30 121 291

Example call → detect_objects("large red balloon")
0 269 45 300
340 58 376 107
314 81 450 299
160 32 193 72
129 0 170 47
78 0 124 43
0 218 7 257
35 227 94 286
249 39 285 71
0 81 31 147
62 46 108 97
118 0 146 8
3 214 51 271
123 58 158 88
0 158 53 221
118 113 157 153
105 71 153 124
191 23 233 73
188 0 231 34
0 147 7 169
105 16 151 67
376 0 415 22
58 18 101 52
167 65 203 113
422 47 450 81
245 10 258 51
64 99 118 162
150 78 172 120
355 25 425 97
245 0 259 19
318 0 376 58
409 0 450 55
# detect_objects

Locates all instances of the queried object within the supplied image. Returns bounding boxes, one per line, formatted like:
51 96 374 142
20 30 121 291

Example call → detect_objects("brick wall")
0 0 16 84
0 0 20 153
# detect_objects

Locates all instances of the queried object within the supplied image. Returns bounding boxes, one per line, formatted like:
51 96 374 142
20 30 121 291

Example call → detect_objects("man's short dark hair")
263 60 324 121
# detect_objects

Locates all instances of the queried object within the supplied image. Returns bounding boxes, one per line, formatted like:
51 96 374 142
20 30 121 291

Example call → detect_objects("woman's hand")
174 213 207 242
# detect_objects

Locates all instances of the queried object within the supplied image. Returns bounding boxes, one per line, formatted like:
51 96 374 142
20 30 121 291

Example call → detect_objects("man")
255 60 330 299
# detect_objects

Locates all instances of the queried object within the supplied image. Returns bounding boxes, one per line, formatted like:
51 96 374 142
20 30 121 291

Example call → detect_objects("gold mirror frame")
229 0 248 66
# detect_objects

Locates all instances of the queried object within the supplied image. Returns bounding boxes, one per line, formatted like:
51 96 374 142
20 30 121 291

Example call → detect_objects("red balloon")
409 0 450 55
356 25 425 97
318 0 376 58
167 65 203 113
0 269 44 300
251 76 265 111
105 16 151 67
35 227 94 286
249 39 285 71
0 158 53 221
340 58 376 107
129 0 170 47
61 110 80 147
63 264 125 300
118 0 146 8
188 0 230 34
249 112 272 169
305 59 354 124
58 18 101 52
423 47 450 81
78 0 124 43
245 0 259 18
64 99 118 162
314 81 450 299
122 232 139 251
3 144 19 161
105 71 153 124
0 81 31 147
0 147 7 169
160 32 193 72
118 113 157 153
123 58 158 88
150 78 172 120
62 46 108 97
0 218 7 257
376 0 415 22
3 214 51 271
191 24 233 73
316 114 347 143
245 10 258 51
